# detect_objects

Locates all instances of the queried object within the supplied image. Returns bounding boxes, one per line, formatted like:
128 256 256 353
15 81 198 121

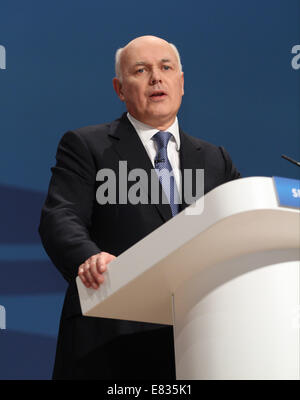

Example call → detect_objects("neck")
128 113 176 131
154 121 175 131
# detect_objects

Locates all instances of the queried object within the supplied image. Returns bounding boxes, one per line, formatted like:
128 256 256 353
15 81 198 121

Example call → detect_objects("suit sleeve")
39 130 101 282
219 146 241 182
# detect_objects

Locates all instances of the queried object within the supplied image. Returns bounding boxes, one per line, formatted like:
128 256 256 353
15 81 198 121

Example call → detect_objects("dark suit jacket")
39 113 240 379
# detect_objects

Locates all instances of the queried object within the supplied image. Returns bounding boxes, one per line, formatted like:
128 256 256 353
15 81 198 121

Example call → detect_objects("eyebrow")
134 59 174 66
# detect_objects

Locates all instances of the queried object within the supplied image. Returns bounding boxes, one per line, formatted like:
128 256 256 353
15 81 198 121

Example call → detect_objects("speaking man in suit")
39 35 240 380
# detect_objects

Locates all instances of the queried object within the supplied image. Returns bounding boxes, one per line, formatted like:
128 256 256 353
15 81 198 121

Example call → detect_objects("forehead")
122 41 177 67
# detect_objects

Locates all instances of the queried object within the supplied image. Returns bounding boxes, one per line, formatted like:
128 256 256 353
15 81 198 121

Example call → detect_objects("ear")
113 77 125 101
181 72 184 96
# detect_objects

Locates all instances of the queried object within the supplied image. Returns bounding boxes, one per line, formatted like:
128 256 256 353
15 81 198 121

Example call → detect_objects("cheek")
124 87 147 112
126 85 145 102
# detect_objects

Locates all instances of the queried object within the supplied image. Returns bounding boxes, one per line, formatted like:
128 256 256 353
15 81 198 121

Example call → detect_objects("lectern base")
173 249 300 380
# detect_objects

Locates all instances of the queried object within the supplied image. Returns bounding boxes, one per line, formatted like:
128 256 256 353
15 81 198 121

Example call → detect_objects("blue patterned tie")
152 131 179 216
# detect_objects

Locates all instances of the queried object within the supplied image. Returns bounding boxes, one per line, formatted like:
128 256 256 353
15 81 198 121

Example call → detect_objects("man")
39 35 240 379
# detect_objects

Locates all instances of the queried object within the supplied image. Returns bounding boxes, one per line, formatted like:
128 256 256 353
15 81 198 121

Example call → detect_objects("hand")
78 252 116 289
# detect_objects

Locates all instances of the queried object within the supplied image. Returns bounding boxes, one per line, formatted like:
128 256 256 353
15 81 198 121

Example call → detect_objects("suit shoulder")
60 115 123 149
181 130 221 152
71 120 115 140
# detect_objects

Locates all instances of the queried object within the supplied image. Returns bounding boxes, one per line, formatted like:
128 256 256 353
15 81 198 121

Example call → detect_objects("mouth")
149 91 167 101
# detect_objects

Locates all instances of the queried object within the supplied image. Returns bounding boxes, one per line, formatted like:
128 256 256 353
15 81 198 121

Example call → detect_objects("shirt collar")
127 112 180 151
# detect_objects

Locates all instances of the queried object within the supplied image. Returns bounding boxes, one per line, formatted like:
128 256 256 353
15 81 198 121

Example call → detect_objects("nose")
149 68 162 85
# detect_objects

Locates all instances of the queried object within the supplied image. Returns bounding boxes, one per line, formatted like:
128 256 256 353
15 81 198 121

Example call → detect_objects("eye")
162 65 171 70
136 68 145 74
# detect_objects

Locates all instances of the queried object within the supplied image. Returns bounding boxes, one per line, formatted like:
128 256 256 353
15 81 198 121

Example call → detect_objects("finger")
78 264 84 276
84 263 98 288
96 257 107 274
90 261 104 286
78 264 91 288
79 274 91 288
106 254 116 265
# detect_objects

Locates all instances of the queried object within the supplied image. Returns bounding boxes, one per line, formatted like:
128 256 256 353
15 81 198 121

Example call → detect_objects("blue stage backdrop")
0 0 299 379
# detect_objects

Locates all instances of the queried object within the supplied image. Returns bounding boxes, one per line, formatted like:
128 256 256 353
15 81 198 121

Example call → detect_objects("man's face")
113 37 184 130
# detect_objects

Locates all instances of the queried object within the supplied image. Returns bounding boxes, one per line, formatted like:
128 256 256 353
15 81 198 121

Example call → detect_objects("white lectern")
77 177 300 380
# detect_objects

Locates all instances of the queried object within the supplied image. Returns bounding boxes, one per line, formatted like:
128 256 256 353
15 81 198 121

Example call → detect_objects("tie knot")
152 131 172 149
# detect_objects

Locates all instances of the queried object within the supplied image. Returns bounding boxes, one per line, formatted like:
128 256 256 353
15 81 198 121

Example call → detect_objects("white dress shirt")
127 112 182 196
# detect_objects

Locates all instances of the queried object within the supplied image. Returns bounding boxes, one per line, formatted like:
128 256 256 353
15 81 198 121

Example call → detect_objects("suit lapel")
108 113 173 222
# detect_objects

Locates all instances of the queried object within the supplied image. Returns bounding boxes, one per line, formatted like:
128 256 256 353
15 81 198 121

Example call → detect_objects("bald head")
115 36 182 82
112 35 184 130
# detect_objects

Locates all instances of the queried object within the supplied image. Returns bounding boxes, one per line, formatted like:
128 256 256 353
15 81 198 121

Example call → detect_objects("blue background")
0 0 299 379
